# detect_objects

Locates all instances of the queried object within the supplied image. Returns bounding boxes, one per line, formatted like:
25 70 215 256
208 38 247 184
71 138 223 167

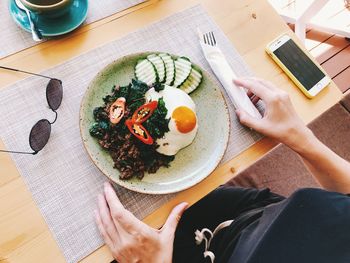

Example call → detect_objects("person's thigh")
173 186 284 263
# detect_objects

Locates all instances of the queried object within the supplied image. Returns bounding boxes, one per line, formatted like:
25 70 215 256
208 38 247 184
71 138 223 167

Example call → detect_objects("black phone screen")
273 39 325 90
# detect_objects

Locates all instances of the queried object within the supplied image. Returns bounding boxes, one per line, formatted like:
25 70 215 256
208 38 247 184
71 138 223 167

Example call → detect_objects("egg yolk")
172 106 197 133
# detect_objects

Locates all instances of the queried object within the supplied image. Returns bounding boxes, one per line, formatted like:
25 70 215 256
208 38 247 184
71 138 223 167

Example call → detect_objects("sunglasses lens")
46 79 63 111
29 119 51 152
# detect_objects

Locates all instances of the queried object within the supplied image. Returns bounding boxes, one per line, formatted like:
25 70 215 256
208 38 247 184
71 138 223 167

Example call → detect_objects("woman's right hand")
234 77 314 151
236 77 350 194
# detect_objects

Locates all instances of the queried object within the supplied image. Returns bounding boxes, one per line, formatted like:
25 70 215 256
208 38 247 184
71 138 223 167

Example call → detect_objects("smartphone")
266 34 330 98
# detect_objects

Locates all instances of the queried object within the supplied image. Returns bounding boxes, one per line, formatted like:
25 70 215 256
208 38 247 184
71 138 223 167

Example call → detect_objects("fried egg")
145 85 198 156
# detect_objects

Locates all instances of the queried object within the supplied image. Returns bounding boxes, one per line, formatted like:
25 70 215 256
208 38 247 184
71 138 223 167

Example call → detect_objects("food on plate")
146 54 166 83
90 80 172 179
109 97 126 124
125 119 154 145
90 53 203 180
173 57 192 87
125 100 159 145
135 59 158 86
135 53 202 93
145 86 198 156
179 67 202 94
158 53 175 86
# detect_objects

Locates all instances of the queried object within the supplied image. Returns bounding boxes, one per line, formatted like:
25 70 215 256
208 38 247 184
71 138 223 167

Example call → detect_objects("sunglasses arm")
0 66 53 80
0 149 37 155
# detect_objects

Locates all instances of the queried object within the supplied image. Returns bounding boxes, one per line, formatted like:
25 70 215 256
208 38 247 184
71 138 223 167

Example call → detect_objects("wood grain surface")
0 0 343 262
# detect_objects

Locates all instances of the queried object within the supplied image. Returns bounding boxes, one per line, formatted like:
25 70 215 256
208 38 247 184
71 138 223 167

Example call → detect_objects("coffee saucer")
9 0 88 37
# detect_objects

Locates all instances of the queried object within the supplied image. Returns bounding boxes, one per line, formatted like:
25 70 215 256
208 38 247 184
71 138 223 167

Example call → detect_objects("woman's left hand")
95 182 188 263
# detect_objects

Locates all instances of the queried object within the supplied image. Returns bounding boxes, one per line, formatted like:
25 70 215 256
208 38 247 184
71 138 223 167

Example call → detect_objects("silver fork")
203 31 217 46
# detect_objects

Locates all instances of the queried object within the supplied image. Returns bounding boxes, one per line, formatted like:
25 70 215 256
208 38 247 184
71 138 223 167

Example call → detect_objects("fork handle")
200 43 262 119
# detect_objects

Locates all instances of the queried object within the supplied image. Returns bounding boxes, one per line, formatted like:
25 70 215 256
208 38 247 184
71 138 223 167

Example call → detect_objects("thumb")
162 202 188 237
236 108 261 131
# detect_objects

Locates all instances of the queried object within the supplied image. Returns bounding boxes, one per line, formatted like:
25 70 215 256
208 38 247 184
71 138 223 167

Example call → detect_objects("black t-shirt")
173 187 350 263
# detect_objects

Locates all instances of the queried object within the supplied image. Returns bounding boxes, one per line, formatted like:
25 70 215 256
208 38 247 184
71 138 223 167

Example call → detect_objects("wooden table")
0 0 343 262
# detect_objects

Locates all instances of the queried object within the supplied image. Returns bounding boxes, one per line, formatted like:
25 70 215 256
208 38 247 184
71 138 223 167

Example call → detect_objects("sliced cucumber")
173 57 192 88
147 54 166 83
135 59 158 86
159 53 176 86
179 67 202 94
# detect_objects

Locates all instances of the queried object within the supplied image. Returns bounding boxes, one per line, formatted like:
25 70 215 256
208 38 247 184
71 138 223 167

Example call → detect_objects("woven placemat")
0 5 262 263
0 0 146 58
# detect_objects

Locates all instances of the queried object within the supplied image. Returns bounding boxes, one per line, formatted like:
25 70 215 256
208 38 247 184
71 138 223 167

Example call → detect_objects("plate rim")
79 52 231 194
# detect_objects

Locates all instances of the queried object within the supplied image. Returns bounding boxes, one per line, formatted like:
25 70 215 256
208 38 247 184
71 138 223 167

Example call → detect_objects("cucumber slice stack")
134 53 203 94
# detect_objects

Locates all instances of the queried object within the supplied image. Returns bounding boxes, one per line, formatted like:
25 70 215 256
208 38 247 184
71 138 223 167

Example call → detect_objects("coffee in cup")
20 0 74 18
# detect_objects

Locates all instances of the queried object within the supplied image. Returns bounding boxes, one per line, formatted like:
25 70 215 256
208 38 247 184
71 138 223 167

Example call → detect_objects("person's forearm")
290 129 350 194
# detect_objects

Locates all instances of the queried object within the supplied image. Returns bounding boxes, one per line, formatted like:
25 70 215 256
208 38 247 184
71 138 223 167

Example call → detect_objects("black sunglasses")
0 66 63 155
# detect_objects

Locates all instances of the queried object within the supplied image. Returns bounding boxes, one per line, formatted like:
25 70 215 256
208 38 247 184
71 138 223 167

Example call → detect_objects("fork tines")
203 31 217 46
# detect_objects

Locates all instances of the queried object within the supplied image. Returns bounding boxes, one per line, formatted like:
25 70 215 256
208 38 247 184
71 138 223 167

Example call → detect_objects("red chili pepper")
125 119 153 145
109 97 126 124
131 101 158 124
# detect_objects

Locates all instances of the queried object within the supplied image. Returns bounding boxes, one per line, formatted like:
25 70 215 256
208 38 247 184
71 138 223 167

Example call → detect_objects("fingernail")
181 202 189 208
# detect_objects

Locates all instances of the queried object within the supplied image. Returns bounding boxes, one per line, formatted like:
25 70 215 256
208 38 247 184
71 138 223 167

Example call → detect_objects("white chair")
269 0 350 45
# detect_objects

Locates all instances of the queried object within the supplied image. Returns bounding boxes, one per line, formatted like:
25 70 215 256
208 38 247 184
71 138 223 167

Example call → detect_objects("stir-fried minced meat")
90 80 174 180
100 132 173 179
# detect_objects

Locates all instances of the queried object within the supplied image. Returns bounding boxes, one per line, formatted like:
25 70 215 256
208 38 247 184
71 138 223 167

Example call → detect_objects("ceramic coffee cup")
19 0 74 18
